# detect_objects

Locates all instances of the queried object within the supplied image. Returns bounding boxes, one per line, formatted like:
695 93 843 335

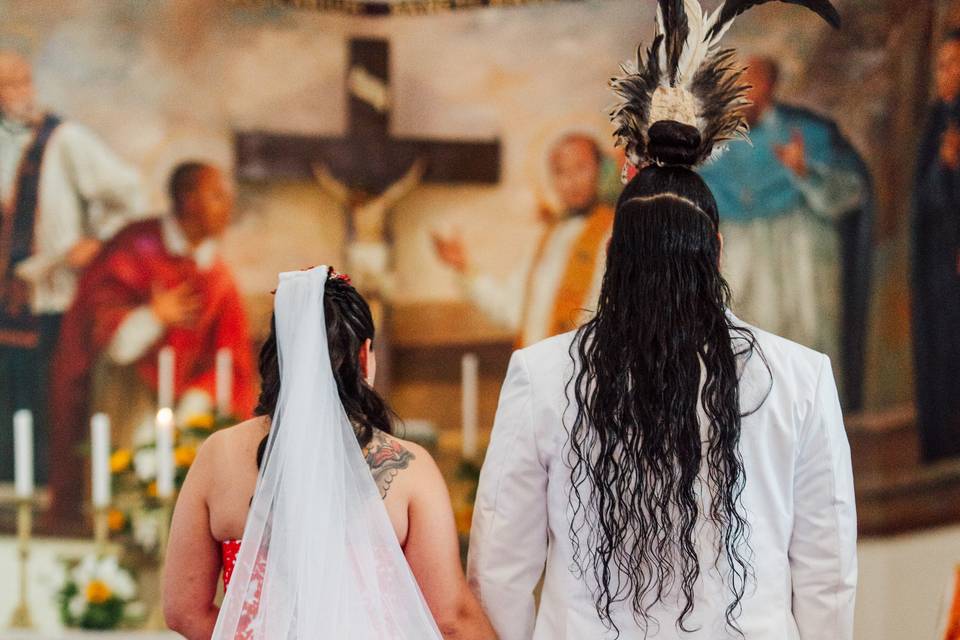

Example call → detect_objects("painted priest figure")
433 133 614 347
912 31 960 463
698 56 872 407
0 50 144 487
49 162 255 520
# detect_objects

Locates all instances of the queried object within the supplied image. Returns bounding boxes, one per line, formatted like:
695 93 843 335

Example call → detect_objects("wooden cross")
235 37 500 192
234 37 501 392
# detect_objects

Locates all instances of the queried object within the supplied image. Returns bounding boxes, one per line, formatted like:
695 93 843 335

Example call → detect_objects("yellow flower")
85 580 112 604
186 414 215 430
174 445 197 468
110 449 132 474
107 509 126 532
146 482 158 498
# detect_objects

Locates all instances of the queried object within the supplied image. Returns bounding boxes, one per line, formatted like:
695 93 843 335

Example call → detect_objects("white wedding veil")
212 266 441 639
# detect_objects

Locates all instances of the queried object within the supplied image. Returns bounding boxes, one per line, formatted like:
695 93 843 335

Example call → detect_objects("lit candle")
461 353 479 460
91 414 111 509
13 410 33 499
158 347 175 411
215 348 233 417
155 408 175 499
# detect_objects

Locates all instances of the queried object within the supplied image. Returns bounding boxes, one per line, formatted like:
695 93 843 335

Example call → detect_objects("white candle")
461 353 479 460
158 347 175 410
155 408 175 499
13 410 33 499
91 413 111 509
215 348 233 417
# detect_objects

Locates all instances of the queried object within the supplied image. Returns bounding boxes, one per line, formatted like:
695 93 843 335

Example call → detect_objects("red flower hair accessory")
327 267 352 285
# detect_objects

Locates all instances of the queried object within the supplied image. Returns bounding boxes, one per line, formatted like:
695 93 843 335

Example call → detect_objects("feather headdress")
611 0 841 171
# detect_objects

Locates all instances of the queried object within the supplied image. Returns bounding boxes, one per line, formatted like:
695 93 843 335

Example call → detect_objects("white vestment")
462 212 608 346
468 320 857 640
0 116 145 314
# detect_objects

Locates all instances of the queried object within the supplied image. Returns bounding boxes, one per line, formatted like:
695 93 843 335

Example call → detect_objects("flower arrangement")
55 554 143 630
109 411 233 557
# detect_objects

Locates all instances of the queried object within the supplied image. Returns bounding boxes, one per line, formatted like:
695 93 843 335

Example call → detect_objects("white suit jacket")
467 322 857 640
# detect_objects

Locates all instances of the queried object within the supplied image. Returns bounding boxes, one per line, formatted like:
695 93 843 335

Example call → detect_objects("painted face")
190 167 235 238
742 58 777 126
550 138 600 212
0 53 36 123
936 41 960 105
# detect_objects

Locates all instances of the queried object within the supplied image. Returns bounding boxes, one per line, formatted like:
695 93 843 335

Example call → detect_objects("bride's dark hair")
566 144 768 636
254 271 394 467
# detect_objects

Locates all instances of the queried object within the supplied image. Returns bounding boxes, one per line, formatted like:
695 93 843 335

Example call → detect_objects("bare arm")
163 436 224 639
402 445 497 640
312 163 351 204
380 158 426 210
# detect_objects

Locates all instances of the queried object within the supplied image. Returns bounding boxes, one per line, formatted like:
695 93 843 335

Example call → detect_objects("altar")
0 532 175 639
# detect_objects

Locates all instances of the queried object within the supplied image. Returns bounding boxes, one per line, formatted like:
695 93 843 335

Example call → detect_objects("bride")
163 266 495 639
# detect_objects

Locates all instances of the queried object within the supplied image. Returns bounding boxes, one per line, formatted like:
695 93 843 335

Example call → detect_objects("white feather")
675 0 707 86
675 2 740 88
704 4 737 51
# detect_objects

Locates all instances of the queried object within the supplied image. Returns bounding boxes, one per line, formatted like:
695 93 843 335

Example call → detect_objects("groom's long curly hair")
254 273 394 468
566 165 768 637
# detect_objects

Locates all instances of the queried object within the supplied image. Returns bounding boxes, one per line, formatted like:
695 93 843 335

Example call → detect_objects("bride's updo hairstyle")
255 268 394 467
566 120 768 636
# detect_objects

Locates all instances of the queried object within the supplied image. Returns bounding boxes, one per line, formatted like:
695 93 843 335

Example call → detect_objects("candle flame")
157 407 174 425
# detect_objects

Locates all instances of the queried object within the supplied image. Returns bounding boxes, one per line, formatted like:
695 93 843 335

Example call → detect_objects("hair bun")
646 120 702 167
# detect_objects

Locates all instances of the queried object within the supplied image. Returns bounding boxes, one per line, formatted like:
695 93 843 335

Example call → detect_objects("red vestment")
49 218 255 519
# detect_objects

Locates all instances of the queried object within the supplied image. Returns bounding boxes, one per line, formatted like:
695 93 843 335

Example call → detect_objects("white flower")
72 555 97 587
133 448 157 482
68 594 86 619
112 570 137 601
133 512 159 552
97 556 122 588
133 416 157 448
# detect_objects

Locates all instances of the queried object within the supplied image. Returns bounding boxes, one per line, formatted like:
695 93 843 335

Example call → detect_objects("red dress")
220 539 265 638
221 539 242 590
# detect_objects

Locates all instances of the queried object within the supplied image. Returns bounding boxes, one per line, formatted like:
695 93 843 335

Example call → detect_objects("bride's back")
201 416 433 548
164 269 493 639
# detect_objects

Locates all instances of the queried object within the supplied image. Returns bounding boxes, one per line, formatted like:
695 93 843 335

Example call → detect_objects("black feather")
610 35 664 166
706 0 841 40
690 49 750 164
659 0 689 85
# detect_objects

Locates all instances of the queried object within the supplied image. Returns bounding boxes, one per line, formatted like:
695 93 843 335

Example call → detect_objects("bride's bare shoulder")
194 416 270 472
363 430 444 499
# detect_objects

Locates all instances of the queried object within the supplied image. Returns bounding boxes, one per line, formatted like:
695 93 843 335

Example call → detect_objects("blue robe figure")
699 103 873 409
912 99 960 462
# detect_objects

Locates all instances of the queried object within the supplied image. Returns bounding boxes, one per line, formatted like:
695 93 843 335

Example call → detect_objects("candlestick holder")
7 498 34 630
93 506 110 556
144 497 174 630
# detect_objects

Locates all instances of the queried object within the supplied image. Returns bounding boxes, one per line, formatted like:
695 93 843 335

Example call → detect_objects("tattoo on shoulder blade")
363 431 415 499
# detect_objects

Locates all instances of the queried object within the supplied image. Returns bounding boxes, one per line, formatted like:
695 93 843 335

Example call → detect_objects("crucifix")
234 37 501 391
